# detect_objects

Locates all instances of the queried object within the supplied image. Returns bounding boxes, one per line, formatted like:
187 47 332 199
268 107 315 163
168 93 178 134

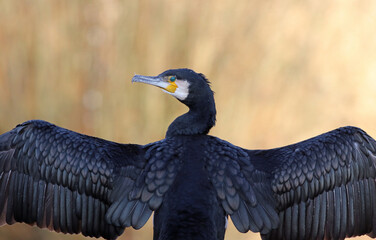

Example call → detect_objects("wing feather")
304 199 313 239
249 126 376 239
298 201 305 240
0 120 151 239
206 137 279 234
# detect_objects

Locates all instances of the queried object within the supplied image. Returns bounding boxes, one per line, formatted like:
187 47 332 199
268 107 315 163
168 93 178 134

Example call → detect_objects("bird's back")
152 135 226 240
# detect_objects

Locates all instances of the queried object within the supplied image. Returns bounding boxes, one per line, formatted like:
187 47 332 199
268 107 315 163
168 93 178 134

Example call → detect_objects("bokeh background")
1 0 376 239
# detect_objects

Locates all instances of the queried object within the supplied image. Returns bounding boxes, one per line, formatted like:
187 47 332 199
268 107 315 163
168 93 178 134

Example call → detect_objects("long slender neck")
166 101 216 138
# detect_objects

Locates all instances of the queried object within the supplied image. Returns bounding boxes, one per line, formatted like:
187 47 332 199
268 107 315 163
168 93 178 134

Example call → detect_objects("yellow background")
0 0 376 239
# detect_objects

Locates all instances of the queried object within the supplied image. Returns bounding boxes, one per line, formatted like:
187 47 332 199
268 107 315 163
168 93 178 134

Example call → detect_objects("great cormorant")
0 68 376 240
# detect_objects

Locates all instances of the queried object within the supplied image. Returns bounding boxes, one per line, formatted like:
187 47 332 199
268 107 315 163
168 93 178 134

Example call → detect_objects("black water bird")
1 68 376 240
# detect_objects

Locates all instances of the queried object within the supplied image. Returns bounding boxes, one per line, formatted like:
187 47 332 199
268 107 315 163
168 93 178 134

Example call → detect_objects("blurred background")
1 0 376 239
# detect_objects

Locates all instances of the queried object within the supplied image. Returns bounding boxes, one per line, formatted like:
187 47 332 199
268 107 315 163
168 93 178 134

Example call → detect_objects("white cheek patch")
171 80 190 100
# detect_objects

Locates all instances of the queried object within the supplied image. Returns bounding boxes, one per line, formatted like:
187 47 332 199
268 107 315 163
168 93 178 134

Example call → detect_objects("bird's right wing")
207 127 376 240
205 137 280 235
0 120 153 239
246 126 376 240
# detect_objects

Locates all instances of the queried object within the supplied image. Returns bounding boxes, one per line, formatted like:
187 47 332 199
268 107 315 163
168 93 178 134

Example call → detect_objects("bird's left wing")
0 120 155 239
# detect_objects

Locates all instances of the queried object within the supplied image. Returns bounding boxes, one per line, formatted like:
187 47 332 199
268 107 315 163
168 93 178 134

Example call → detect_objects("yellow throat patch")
165 82 178 93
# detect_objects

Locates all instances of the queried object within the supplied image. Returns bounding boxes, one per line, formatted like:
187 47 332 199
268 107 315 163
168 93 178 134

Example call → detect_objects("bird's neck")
166 103 216 137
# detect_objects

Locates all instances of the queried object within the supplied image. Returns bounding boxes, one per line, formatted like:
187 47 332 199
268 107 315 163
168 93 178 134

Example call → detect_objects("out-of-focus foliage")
0 0 376 239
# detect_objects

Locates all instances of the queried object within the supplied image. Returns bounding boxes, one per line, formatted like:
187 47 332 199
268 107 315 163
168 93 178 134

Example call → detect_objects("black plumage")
0 68 376 240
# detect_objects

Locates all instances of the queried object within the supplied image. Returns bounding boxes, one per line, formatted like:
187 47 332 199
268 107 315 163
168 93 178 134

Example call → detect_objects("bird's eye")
169 76 176 82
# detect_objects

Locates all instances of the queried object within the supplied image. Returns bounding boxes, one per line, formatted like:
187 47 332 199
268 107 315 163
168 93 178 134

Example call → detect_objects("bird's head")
132 68 213 108
132 68 216 136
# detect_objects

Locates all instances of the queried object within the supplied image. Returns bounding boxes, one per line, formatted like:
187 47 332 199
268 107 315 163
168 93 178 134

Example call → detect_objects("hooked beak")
132 75 169 90
132 74 179 94
132 73 189 100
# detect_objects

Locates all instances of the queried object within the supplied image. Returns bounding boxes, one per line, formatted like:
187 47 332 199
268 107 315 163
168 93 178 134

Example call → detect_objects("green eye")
170 76 176 82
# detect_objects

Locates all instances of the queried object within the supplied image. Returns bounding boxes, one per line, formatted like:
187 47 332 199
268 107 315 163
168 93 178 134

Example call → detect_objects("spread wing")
246 126 376 239
205 137 280 235
0 120 154 240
